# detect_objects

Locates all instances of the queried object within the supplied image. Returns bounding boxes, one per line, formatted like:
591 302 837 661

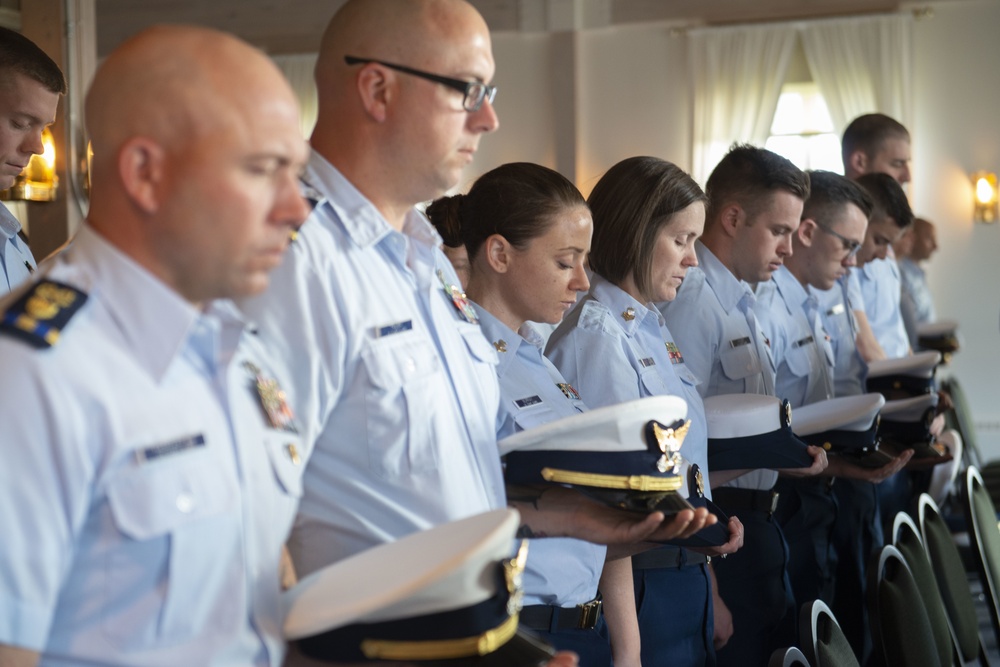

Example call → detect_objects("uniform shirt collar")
301 150 441 250
589 273 661 334
70 224 246 382
696 241 754 310
771 264 811 312
473 303 524 378
0 202 21 240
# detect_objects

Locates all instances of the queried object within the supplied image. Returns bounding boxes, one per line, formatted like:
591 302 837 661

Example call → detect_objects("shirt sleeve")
0 351 92 649
546 321 643 410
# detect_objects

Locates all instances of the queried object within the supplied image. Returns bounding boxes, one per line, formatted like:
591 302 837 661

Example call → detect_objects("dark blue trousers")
535 616 612 667
773 477 838 607
632 552 715 666
713 509 797 667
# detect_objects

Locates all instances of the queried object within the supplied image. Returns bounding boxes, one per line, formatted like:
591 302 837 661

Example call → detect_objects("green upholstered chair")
767 646 811 667
918 493 990 665
867 545 946 667
799 599 860 667
962 466 1000 648
890 512 959 666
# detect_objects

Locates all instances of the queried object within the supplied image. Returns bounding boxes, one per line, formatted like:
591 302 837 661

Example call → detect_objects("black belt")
713 487 780 516
631 545 709 569
519 597 603 631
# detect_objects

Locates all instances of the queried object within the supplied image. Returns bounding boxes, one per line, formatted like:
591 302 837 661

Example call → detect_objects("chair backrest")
962 466 1000 648
768 646 812 667
799 599 860 667
917 493 989 663
867 545 947 667
941 377 981 469
890 512 958 666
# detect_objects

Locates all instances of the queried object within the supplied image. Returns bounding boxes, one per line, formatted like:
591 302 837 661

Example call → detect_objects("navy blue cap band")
708 425 813 471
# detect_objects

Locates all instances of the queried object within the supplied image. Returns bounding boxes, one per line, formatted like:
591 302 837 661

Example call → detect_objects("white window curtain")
799 13 914 133
271 53 319 140
689 24 797 185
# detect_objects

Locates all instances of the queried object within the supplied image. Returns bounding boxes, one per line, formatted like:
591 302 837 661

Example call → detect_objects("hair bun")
426 194 465 248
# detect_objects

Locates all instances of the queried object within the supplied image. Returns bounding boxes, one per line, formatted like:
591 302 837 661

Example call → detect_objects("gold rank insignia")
245 362 298 433
622 307 636 321
651 419 690 474
493 339 507 353
0 279 88 348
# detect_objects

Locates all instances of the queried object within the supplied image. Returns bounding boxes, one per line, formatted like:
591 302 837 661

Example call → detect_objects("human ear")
847 150 868 177
118 136 166 214
720 204 743 237
797 218 817 247
484 234 512 273
355 64 392 123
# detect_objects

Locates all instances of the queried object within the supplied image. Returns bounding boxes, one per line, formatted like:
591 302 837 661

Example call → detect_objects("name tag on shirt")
639 357 656 367
793 335 815 348
375 320 413 338
827 304 845 316
729 337 751 348
515 396 543 409
136 434 206 464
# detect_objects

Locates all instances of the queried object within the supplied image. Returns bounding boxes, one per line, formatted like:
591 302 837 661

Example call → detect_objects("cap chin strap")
541 468 683 492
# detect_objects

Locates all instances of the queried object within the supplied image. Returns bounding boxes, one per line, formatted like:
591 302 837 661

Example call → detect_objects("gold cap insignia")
503 540 529 616
653 420 690 473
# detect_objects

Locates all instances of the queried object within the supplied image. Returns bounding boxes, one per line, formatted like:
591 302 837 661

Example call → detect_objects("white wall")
911 0 1000 458
471 0 1000 457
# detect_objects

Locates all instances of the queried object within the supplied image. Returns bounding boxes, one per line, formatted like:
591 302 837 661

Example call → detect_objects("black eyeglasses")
344 55 497 112
818 225 862 259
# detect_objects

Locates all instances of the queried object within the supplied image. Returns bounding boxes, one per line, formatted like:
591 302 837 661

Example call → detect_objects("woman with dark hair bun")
547 156 745 667
427 162 709 667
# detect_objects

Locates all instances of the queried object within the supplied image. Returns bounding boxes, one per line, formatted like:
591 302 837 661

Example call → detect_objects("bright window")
765 82 842 173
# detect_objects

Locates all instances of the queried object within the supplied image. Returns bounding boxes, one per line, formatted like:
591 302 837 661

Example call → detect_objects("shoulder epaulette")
0 279 88 348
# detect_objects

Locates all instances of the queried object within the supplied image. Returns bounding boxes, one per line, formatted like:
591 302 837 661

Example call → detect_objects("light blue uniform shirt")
476 305 606 607
0 225 305 666
0 202 36 295
546 274 711 500
816 275 868 398
241 152 503 579
898 257 937 349
754 266 834 408
659 242 778 491
856 257 909 358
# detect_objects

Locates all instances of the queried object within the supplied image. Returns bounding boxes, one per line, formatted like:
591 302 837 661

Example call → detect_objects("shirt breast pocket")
103 447 240 649
513 403 561 433
784 342 818 379
719 343 761 382
361 333 442 478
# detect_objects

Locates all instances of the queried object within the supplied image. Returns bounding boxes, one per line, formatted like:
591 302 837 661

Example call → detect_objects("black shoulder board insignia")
0 279 88 348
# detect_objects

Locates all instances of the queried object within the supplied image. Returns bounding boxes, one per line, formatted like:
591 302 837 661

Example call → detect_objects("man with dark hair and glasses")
773 170 915 665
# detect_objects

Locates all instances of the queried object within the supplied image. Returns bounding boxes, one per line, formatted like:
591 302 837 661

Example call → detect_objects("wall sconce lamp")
972 170 998 224
0 127 59 202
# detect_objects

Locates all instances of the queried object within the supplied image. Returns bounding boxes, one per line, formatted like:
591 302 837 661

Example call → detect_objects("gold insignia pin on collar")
653 420 690 473
622 307 636 322
493 339 507 353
